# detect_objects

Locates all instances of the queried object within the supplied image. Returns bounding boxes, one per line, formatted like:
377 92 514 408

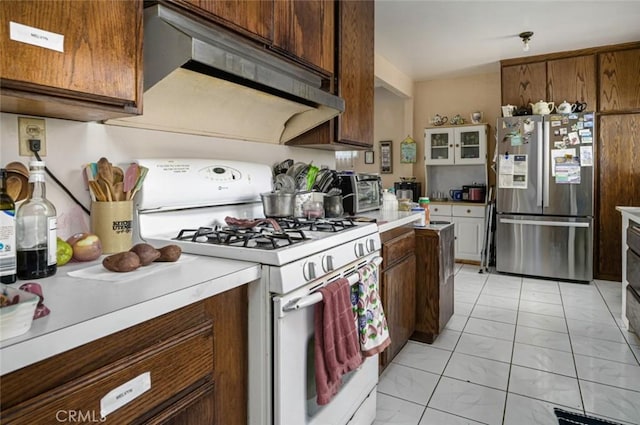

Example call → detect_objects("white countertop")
356 209 452 233
617 206 640 220
0 255 260 375
357 209 424 232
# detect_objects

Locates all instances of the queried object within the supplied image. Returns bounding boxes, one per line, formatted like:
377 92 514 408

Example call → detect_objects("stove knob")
322 255 334 273
303 261 317 281
354 242 366 257
366 238 376 253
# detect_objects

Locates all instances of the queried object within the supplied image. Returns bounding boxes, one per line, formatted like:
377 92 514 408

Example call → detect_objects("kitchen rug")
554 408 625 425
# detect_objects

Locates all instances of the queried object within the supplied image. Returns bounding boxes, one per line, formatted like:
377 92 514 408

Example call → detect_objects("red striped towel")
314 277 364 405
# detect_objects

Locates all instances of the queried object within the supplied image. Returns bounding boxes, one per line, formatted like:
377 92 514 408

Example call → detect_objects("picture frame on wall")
364 150 374 164
380 141 393 174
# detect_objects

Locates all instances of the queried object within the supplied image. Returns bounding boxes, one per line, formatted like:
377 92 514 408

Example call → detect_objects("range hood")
106 4 344 144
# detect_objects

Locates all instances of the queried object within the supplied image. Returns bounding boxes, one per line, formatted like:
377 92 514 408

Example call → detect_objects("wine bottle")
0 168 17 283
16 161 57 280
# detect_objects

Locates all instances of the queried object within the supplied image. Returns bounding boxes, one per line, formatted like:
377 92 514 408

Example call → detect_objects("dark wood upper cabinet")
175 0 273 42
600 48 640 112
0 0 142 121
176 0 334 75
272 0 334 74
286 0 374 150
547 55 597 110
501 62 547 107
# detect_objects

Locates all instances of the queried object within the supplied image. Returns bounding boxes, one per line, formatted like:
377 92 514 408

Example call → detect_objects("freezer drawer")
496 215 593 282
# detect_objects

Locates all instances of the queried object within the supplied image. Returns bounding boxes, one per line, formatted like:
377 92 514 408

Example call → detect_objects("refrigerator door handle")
542 120 550 208
536 120 544 207
500 218 589 228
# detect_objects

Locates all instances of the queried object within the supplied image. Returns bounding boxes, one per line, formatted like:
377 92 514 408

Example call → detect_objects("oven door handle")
282 256 382 312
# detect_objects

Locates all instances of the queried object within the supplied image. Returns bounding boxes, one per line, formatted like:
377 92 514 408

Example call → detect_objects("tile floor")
374 264 640 425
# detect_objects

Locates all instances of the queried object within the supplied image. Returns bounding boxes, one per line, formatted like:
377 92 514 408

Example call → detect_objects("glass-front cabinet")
425 124 487 165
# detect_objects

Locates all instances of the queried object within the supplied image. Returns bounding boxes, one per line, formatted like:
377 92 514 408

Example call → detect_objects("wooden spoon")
112 166 124 184
6 175 22 201
112 182 125 201
97 157 114 183
89 180 106 202
98 178 112 202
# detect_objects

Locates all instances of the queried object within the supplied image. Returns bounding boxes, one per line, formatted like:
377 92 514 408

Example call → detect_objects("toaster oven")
338 172 383 214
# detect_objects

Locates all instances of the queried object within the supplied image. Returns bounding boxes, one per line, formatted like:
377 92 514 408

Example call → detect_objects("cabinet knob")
456 144 460 148
449 144 453 148
467 209 471 213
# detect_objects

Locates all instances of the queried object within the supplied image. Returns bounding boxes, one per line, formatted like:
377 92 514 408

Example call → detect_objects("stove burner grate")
174 226 309 250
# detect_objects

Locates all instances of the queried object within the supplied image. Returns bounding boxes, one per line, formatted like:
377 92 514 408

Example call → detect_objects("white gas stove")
134 159 381 425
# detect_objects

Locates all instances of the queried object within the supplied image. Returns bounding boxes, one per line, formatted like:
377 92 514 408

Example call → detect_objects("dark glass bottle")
16 161 57 280
0 168 17 283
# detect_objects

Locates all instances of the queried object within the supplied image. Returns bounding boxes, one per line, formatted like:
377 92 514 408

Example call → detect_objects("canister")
419 197 431 224
411 207 426 227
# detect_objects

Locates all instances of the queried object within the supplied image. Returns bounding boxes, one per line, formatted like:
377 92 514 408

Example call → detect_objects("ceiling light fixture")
519 31 534 52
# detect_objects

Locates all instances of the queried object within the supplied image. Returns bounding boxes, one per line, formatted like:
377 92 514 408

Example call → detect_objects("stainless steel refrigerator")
495 113 595 282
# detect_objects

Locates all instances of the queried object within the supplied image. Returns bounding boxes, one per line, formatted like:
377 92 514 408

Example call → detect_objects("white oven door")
272 259 379 425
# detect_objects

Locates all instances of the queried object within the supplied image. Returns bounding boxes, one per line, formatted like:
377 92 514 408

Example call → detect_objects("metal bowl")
261 191 295 218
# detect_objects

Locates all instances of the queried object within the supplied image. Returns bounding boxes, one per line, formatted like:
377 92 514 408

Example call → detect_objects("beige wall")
412 72 502 191
341 87 414 190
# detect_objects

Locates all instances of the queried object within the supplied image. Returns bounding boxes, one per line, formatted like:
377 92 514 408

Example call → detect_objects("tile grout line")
501 273 523 425
414 264 489 425
559 280 587 416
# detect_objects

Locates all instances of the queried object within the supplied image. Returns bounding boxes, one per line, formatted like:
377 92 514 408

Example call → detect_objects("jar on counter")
411 207 426 227
419 197 431 224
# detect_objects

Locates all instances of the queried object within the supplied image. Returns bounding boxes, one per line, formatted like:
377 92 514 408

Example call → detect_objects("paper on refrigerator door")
498 154 528 189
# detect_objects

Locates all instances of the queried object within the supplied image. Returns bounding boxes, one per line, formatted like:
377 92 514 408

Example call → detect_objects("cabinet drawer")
452 205 485 218
2 322 213 424
627 286 640 335
430 204 452 216
383 229 415 268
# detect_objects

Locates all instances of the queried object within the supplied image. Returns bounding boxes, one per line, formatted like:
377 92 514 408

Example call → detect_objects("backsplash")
0 112 336 237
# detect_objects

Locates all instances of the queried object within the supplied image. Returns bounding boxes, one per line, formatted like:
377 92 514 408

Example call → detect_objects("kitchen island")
617 206 640 330
1 255 260 425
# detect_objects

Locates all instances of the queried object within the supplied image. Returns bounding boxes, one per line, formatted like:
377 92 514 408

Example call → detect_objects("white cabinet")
429 203 485 262
424 124 487 165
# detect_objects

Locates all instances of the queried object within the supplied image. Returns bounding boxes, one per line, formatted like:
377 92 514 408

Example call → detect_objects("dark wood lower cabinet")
412 224 455 344
379 226 416 372
0 285 248 425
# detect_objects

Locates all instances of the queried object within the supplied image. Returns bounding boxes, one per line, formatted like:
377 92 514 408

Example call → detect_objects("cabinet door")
0 0 142 120
176 0 272 41
453 216 484 261
380 254 416 370
501 62 547 107
454 125 487 165
273 0 334 74
283 0 373 149
425 128 455 165
599 48 640 112
335 0 374 146
547 55 597 112
596 114 640 281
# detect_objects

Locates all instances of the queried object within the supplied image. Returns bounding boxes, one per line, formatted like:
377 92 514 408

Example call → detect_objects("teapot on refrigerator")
556 100 576 114
573 100 588 113
530 100 555 115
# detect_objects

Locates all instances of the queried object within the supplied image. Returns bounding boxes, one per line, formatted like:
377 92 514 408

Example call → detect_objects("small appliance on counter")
462 184 486 203
394 180 422 203
338 172 382 214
